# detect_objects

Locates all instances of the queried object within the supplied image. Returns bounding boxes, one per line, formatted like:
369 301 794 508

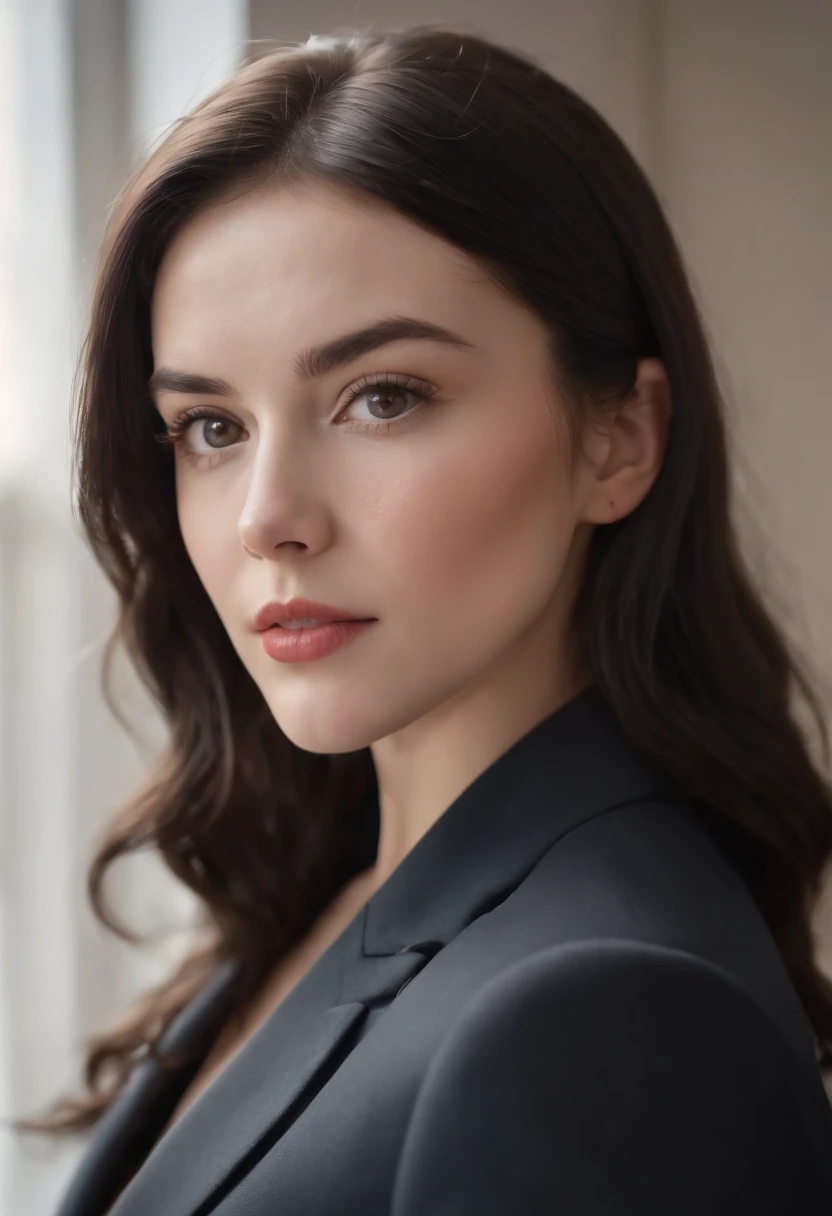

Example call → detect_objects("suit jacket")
55 684 832 1215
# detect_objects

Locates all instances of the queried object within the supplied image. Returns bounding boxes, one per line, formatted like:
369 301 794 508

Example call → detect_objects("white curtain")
0 4 247 1213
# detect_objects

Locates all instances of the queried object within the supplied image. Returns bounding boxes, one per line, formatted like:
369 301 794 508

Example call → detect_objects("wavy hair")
20 23 832 1134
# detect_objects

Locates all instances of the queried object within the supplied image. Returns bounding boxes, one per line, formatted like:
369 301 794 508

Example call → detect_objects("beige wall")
249 0 832 950
661 0 832 698
658 0 832 963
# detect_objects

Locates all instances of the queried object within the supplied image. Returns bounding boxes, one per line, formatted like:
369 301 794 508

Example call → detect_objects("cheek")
176 481 240 606
377 416 576 625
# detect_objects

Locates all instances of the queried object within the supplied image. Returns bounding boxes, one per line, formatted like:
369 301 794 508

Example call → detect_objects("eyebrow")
147 315 476 399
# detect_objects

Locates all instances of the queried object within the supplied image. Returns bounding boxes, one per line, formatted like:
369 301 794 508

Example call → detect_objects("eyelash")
155 373 438 468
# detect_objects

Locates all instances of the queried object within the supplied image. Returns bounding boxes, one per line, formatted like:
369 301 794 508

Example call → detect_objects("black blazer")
55 685 832 1215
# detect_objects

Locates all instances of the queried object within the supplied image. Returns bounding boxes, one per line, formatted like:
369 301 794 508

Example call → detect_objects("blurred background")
1 1 830 1212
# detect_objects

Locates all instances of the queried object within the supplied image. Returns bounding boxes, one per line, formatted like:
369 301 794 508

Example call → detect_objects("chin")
265 697 382 756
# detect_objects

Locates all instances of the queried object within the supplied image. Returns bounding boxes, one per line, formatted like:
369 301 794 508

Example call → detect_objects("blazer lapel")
108 915 431 1216
54 960 242 1216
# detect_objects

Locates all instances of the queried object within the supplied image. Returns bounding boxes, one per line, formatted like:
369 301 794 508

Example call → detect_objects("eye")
337 373 437 432
156 408 244 462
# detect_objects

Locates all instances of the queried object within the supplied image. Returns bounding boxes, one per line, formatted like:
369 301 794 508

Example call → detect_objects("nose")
239 495 330 559
237 451 330 561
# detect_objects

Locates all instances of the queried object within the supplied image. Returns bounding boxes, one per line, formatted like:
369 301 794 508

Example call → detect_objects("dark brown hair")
20 23 832 1135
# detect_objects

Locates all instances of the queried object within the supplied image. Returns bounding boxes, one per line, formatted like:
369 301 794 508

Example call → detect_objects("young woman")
29 23 832 1215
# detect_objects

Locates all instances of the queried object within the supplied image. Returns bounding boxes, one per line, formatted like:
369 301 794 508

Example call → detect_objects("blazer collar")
90 682 678 1216
356 681 676 958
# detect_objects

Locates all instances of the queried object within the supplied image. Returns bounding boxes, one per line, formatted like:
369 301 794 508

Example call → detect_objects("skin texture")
149 179 671 890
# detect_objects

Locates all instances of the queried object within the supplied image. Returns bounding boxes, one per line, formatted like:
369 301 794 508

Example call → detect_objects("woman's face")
150 180 604 755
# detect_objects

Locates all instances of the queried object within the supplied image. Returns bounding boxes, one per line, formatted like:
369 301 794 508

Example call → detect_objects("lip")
259 618 376 664
252 598 377 631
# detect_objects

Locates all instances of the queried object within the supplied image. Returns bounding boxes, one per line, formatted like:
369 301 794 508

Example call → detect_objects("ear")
576 357 672 525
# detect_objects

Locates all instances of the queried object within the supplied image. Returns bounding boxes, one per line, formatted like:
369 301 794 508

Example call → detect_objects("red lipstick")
253 598 377 664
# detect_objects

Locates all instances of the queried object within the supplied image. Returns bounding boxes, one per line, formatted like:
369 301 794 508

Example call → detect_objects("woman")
25 22 832 1214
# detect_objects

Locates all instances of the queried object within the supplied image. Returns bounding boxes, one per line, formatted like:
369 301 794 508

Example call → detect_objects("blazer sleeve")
390 939 832 1215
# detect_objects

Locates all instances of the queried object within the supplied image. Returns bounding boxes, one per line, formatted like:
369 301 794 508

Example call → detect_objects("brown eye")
196 417 241 449
347 385 416 423
338 374 438 433
162 408 245 460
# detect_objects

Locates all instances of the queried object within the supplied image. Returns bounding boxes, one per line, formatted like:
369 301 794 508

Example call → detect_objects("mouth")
252 598 378 632
259 617 377 663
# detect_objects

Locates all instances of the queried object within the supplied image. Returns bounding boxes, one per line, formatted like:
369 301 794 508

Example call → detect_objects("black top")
55 684 832 1214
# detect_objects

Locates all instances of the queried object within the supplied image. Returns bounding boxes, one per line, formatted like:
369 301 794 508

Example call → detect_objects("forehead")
151 181 492 337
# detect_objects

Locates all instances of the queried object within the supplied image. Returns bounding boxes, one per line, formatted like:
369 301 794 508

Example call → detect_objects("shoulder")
391 939 832 1215
420 937 804 1086
427 937 799 1068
